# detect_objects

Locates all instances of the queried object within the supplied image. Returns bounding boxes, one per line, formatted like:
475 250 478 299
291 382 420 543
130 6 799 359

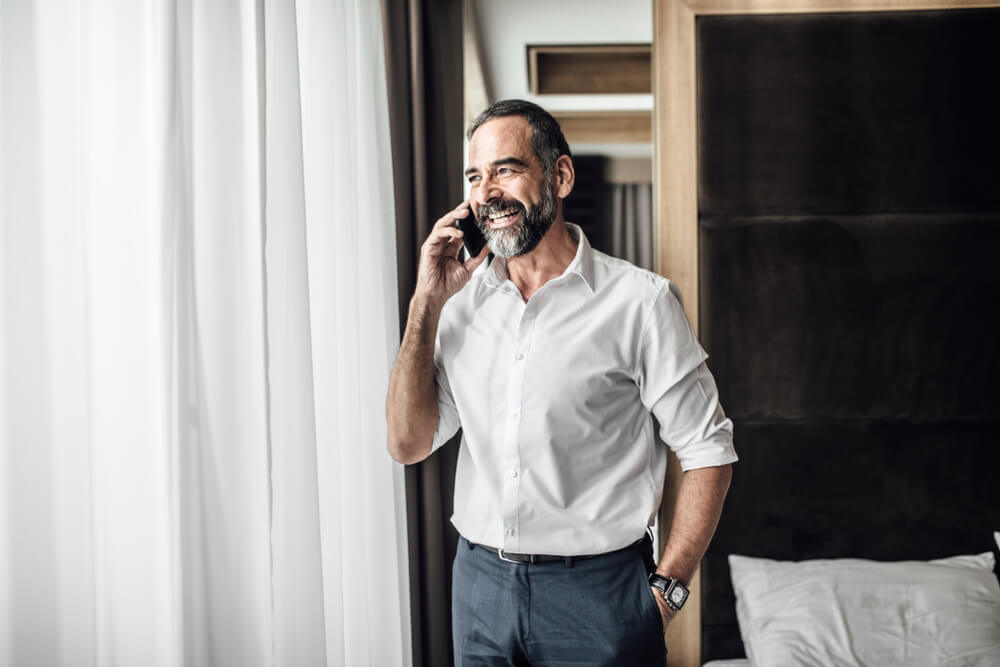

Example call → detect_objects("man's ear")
554 155 575 199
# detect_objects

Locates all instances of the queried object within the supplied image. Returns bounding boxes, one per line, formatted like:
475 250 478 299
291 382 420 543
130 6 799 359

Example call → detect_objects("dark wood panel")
695 8 1000 662
700 215 1000 420
697 9 1000 216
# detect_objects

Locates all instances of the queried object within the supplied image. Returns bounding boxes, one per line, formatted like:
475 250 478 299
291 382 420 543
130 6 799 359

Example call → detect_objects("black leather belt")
470 533 650 565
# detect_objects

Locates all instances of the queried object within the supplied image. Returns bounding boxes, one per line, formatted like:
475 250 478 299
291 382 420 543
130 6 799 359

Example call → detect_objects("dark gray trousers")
451 536 667 666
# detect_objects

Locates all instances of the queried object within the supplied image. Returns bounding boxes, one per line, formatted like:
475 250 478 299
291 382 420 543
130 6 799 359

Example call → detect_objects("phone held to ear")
456 211 487 258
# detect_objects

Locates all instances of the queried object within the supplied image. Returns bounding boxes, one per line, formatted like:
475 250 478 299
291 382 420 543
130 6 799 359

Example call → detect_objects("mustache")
476 199 526 225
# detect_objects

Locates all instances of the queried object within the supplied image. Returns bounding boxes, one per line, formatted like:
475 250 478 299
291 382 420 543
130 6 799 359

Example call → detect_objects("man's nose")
472 176 502 206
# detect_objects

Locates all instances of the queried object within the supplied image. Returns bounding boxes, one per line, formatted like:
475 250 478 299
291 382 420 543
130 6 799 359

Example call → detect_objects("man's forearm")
655 463 733 583
386 295 445 464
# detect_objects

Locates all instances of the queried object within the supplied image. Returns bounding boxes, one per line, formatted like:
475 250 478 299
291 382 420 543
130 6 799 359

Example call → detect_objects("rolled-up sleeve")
431 338 461 453
637 282 737 471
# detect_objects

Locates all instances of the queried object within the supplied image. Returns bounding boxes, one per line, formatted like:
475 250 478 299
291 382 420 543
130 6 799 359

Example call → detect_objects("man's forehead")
468 116 535 163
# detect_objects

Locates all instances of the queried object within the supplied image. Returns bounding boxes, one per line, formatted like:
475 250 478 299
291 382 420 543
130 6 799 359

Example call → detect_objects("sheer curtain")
0 1 410 666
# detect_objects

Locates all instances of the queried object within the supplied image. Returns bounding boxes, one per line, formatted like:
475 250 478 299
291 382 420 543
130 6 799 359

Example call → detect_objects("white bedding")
729 551 1000 667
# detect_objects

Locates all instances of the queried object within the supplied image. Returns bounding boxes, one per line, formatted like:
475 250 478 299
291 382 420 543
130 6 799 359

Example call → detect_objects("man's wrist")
648 573 690 612
408 293 447 334
411 291 446 313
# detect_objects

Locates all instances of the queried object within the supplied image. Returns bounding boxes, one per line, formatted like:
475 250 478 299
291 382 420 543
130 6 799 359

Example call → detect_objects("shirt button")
512 411 520 420
515 353 525 361
507 528 515 536
509 469 518 478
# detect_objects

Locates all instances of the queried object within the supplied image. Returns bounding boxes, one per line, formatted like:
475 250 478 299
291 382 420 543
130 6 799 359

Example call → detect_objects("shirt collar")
483 222 596 293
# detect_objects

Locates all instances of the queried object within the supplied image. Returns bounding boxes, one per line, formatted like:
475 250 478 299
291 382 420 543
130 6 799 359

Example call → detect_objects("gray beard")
475 183 557 258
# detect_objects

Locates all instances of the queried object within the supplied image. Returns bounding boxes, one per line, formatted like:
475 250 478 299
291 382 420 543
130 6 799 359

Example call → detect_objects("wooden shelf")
528 44 652 95
553 110 652 144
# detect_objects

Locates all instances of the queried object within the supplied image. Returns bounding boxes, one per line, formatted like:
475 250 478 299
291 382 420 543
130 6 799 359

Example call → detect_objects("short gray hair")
466 99 572 176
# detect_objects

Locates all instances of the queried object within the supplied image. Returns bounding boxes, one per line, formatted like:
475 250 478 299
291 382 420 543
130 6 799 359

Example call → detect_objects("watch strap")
648 573 690 611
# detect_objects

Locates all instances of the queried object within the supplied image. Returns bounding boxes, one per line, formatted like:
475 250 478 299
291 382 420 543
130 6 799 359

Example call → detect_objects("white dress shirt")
432 224 737 555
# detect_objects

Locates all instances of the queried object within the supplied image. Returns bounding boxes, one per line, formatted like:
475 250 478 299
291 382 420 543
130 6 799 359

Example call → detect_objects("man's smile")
487 208 521 229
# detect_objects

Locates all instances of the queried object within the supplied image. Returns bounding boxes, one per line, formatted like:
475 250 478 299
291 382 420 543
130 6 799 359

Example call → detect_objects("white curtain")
0 1 410 666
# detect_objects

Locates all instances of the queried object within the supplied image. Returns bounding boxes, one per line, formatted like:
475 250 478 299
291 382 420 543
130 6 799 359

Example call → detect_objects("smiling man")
387 99 737 666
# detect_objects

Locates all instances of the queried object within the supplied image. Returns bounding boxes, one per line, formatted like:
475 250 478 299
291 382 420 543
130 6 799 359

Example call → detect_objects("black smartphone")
456 211 487 258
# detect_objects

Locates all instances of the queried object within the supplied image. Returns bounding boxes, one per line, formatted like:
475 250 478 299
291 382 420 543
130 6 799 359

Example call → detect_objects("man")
387 99 736 666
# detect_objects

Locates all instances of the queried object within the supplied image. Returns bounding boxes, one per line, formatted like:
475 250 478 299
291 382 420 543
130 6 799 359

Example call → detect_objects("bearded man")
387 99 737 666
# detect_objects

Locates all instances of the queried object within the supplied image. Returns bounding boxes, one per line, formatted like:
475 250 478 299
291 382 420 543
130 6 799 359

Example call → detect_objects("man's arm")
386 203 489 464
386 295 446 464
650 463 733 631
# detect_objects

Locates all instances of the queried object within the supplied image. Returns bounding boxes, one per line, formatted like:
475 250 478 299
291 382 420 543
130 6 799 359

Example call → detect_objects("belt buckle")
497 548 521 564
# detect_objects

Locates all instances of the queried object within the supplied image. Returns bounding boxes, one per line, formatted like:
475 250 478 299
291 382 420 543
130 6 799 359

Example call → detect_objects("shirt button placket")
501 303 533 551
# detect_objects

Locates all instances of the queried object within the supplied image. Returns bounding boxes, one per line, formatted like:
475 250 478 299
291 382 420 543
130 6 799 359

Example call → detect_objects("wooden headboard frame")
651 1 1000 665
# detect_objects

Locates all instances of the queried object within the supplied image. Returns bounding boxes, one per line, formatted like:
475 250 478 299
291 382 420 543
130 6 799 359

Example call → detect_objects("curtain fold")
382 1 464 665
1 1 409 665
607 182 655 271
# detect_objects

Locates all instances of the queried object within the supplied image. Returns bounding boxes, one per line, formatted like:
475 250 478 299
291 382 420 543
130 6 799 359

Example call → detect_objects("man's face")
465 116 558 258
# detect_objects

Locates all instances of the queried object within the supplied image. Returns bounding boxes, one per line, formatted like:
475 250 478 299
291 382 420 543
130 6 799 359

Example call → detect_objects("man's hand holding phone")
416 202 490 308
389 202 487 465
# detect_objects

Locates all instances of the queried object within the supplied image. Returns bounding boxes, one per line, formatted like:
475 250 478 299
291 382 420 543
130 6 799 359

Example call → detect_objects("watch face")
669 586 688 606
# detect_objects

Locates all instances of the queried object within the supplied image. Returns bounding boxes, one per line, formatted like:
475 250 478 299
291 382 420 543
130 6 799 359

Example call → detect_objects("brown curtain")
381 1 464 665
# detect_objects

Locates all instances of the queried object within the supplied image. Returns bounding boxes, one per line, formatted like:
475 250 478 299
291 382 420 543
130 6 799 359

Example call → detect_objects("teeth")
490 209 516 220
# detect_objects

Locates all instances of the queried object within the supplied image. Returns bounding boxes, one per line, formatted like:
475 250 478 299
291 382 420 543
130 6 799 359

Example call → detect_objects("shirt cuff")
676 433 738 472
430 400 460 454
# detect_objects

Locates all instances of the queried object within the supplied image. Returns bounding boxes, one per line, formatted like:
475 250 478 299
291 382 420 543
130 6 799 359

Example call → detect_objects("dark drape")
381 1 465 665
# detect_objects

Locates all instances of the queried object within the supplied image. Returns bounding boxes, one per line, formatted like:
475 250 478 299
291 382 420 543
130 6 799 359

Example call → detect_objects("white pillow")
729 552 1000 667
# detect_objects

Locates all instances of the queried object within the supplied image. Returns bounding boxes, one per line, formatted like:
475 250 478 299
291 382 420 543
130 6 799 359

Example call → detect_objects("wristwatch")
648 573 690 611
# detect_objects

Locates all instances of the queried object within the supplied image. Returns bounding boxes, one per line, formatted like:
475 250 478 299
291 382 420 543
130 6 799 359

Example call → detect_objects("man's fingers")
422 228 468 269
424 226 463 253
463 243 490 272
431 201 472 231
430 226 463 242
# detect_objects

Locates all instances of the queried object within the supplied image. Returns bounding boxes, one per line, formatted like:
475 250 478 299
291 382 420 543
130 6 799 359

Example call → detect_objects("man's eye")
467 175 480 184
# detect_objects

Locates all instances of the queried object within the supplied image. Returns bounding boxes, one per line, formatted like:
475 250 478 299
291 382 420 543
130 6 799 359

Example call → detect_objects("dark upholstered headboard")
695 9 1000 661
